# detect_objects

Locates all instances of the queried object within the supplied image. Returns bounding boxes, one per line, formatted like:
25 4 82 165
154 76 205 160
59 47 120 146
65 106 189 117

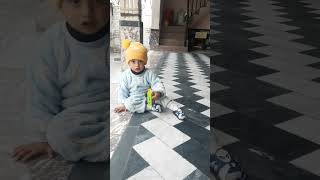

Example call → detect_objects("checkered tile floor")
111 52 211 180
212 0 320 179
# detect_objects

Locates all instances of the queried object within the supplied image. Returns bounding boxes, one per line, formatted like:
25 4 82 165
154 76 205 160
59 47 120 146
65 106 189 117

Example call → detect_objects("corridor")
111 52 211 180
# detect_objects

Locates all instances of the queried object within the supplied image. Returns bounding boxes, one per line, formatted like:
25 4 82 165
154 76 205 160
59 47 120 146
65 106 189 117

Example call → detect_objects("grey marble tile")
111 126 139 180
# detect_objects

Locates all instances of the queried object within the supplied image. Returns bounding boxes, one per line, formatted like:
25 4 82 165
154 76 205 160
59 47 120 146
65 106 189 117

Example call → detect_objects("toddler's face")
60 0 109 34
129 60 145 73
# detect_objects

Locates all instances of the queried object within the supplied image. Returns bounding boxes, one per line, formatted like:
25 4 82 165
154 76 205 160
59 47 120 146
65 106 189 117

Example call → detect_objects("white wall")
142 0 153 48
151 0 161 29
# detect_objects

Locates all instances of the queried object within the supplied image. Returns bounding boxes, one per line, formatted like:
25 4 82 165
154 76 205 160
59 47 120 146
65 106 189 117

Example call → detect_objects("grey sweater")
25 22 109 161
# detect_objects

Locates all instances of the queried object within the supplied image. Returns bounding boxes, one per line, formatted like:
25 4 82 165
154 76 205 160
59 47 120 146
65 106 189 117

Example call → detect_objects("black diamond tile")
173 78 197 87
309 62 320 70
223 142 320 180
174 89 202 100
128 112 158 126
214 112 320 161
175 98 209 113
133 126 155 145
181 106 210 128
174 138 210 177
68 161 108 180
312 77 320 83
122 150 149 180
175 120 210 150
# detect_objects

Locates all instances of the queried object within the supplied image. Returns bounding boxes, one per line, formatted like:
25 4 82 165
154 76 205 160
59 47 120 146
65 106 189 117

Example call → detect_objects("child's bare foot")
12 142 54 163
114 105 126 113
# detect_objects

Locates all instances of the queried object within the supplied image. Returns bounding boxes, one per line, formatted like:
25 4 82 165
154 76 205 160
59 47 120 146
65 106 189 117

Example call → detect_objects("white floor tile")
201 109 210 117
191 84 210 92
194 90 210 99
189 79 210 85
197 98 210 107
161 79 179 86
133 137 196 180
142 118 190 148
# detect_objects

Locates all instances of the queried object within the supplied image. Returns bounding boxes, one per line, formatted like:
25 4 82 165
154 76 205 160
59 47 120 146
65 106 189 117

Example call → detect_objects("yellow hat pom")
122 39 131 49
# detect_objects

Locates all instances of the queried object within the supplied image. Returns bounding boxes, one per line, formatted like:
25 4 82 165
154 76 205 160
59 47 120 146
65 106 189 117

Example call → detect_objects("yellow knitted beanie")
122 39 148 65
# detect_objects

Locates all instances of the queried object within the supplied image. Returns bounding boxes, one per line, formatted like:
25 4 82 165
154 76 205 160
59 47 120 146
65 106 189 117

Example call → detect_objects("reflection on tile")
127 166 163 180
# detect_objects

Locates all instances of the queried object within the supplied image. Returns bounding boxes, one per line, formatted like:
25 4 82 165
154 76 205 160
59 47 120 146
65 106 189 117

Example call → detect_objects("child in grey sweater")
12 0 109 162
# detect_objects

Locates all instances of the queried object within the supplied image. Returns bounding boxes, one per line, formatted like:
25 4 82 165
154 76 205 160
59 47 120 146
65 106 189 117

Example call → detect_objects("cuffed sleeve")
25 40 61 142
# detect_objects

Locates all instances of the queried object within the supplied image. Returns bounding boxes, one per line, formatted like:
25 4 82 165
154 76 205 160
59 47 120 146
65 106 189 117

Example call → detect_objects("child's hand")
152 92 161 100
12 142 54 163
114 105 126 113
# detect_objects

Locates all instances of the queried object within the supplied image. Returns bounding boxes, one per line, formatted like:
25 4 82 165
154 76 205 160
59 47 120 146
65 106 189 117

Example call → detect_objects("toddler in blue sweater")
114 40 185 120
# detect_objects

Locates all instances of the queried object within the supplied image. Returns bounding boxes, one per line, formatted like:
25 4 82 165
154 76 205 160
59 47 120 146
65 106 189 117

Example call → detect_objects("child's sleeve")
149 70 166 97
118 73 130 104
25 41 62 142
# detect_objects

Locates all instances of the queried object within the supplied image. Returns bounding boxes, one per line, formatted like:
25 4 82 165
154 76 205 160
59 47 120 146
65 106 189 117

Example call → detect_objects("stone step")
160 32 185 40
161 25 186 33
160 38 185 46
154 45 188 52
